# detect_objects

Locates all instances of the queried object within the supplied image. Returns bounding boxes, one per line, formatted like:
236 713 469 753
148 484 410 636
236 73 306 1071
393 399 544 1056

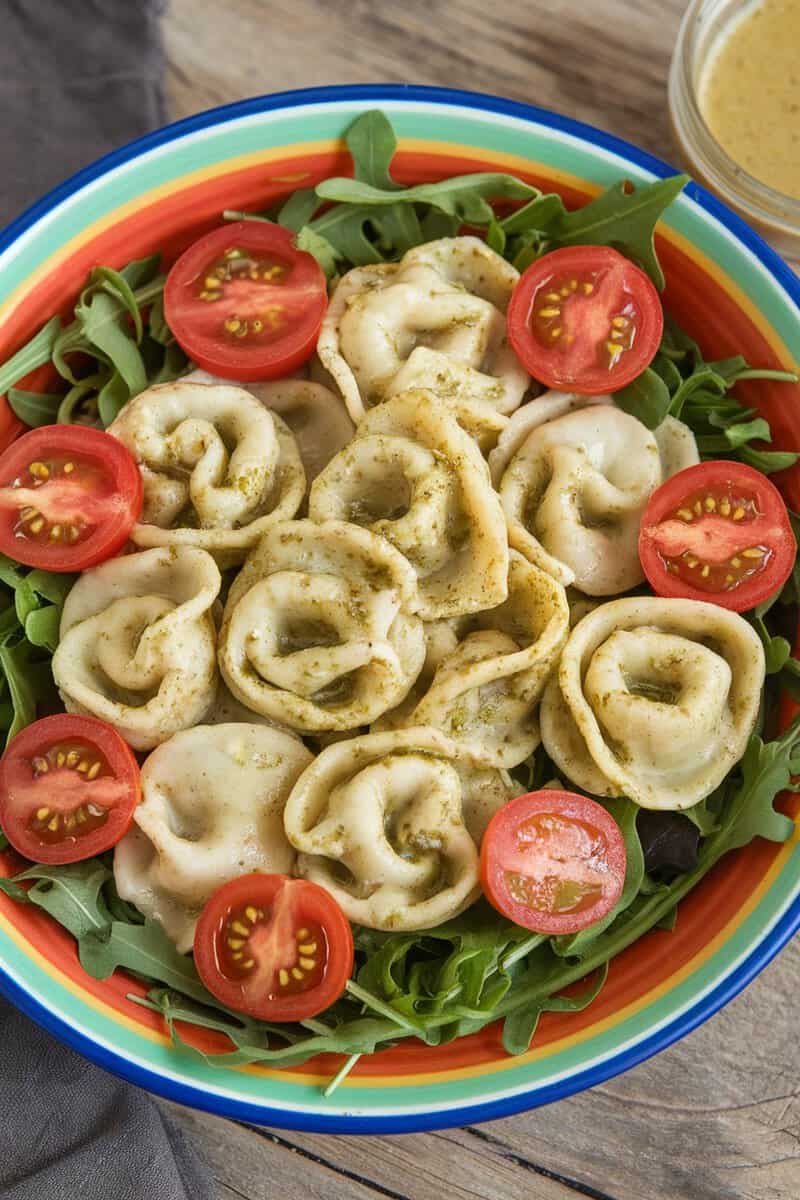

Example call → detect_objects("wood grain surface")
160 3 800 1197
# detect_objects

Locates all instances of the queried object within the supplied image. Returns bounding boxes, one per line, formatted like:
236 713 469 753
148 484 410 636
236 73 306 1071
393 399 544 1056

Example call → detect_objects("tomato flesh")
0 715 140 863
0 426 142 571
480 790 627 934
639 461 795 611
164 222 328 382
194 874 353 1022
507 246 663 394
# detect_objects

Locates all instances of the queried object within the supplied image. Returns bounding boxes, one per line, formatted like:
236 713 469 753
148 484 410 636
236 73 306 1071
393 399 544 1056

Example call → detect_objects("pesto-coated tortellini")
218 519 425 733
308 390 509 620
316 236 529 425
495 402 698 596
113 724 311 951
52 546 220 750
108 380 305 564
377 551 569 768
184 369 355 483
283 727 517 930
540 597 765 810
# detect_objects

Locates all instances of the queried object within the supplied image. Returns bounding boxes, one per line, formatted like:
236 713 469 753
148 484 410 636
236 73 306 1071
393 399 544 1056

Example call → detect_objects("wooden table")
161 3 800 1197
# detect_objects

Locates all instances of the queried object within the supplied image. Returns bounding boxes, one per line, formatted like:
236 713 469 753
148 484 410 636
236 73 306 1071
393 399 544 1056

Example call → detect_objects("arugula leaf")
0 641 39 741
500 192 567 236
20 862 112 940
613 367 672 430
0 317 62 397
502 963 609 1054
92 266 145 343
345 109 399 191
7 388 61 427
316 174 537 224
554 175 688 289
24 606 60 652
276 188 320 232
79 919 217 1007
295 226 341 279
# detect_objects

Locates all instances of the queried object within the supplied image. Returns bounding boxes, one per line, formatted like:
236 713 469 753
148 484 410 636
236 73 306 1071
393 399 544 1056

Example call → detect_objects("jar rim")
669 0 800 241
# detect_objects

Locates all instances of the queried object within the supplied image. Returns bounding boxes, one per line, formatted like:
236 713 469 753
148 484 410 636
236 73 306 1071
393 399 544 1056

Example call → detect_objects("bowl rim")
0 82 798 1134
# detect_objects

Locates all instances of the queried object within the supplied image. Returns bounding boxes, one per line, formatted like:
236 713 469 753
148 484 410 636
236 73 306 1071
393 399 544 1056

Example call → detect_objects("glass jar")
669 0 800 266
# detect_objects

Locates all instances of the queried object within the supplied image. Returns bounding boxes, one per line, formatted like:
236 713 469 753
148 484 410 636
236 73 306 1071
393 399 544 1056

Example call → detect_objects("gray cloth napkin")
1 0 168 225
0 5 214 1197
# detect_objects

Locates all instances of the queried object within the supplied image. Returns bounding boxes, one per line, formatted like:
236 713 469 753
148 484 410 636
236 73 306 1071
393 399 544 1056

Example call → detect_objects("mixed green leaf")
223 109 688 289
0 555 72 746
614 318 798 471
1 714 795 1085
0 256 186 429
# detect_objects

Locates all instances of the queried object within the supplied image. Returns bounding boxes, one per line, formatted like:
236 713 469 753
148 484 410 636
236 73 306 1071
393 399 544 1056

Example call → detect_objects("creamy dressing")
700 0 800 199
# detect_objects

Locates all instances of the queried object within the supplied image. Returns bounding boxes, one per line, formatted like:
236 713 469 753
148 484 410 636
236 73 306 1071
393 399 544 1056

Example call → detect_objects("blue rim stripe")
0 83 798 1133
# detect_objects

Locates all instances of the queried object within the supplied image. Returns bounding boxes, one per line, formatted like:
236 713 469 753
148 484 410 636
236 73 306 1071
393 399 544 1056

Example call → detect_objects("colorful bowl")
0 85 798 1134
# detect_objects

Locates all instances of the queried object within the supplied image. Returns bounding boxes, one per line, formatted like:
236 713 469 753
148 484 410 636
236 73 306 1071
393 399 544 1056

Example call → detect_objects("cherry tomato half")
164 222 328 381
480 790 627 934
194 874 354 1022
639 460 796 612
0 715 140 864
507 245 664 394
0 425 143 571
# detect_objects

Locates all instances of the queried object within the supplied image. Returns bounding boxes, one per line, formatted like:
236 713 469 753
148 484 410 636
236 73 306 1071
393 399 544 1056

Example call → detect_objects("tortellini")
218 519 425 732
495 402 698 595
378 551 569 768
53 546 220 751
283 727 515 930
114 724 311 950
308 389 509 620
108 380 305 564
317 237 529 425
184 369 355 483
540 597 765 810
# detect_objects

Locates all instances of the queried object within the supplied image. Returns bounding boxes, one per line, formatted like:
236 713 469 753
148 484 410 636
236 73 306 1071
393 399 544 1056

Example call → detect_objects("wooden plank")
163 0 687 160
162 940 800 1200
163 1101 586 1200
158 3 800 1198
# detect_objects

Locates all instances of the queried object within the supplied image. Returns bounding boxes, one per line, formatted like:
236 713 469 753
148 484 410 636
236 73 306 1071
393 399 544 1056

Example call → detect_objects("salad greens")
0 256 186 429
223 109 689 289
614 319 798 471
0 556 71 748
1 717 796 1083
0 107 797 1094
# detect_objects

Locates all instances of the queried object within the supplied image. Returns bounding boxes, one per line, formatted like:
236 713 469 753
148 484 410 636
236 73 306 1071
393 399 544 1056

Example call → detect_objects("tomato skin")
164 222 328 382
0 714 140 864
507 245 663 394
480 790 627 934
194 874 353 1022
639 461 796 612
0 425 143 572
